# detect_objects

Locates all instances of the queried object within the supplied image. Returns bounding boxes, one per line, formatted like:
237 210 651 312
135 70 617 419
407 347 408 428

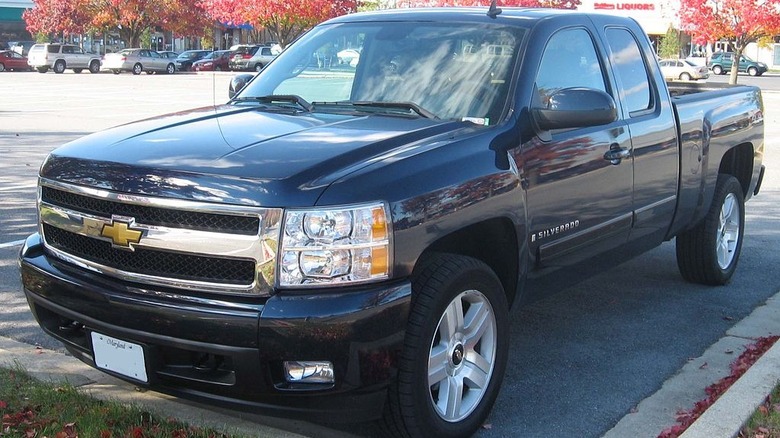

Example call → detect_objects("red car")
192 50 233 71
0 50 31 72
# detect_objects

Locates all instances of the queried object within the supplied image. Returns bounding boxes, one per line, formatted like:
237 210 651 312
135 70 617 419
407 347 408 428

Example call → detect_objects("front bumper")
19 233 411 421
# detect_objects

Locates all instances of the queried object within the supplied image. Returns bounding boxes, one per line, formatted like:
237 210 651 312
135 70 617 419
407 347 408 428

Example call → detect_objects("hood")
41 105 466 207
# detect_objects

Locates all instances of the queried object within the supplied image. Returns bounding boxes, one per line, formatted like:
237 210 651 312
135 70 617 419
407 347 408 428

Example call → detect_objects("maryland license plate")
91 332 148 383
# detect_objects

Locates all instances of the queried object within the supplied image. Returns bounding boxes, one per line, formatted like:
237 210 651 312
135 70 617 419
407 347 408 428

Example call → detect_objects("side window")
605 28 652 115
535 28 606 105
62 46 73 54
262 48 271 56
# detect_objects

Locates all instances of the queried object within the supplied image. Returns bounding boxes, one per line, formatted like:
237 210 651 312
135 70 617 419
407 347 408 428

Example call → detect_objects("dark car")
708 51 767 76
0 49 31 71
174 50 211 71
192 50 232 71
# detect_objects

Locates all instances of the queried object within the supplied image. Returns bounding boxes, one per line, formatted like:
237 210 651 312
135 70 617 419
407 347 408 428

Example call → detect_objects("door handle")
604 144 631 165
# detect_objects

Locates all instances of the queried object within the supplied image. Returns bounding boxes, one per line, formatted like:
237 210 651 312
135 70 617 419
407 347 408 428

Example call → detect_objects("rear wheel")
53 60 66 74
383 254 509 438
254 63 264 72
676 175 745 285
748 66 758 76
679 72 691 81
89 60 100 73
132 63 142 75
0 63 5 72
712 65 723 75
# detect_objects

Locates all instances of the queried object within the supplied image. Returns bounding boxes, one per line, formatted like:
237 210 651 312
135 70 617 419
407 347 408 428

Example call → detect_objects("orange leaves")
679 0 780 46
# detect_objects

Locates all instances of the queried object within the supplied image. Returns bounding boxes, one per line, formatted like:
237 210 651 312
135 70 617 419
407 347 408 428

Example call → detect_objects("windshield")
236 21 525 125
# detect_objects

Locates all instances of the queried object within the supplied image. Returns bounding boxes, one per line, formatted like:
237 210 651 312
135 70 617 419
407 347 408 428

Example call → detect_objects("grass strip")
0 365 245 437
739 383 780 437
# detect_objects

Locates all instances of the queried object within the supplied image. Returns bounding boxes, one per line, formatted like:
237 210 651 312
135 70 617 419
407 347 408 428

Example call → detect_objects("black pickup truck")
20 7 764 438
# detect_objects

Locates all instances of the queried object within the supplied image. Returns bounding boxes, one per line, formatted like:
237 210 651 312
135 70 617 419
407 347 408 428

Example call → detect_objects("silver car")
102 48 176 75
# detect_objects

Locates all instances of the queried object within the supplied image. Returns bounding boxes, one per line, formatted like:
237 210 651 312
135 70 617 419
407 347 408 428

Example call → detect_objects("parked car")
708 52 767 76
157 51 179 60
174 50 211 71
27 43 101 74
659 58 709 81
0 50 32 72
192 50 232 71
229 45 278 71
336 48 360 65
102 48 177 75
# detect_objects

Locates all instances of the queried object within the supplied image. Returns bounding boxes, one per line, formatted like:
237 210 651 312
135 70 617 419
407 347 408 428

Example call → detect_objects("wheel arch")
413 217 520 308
718 142 754 198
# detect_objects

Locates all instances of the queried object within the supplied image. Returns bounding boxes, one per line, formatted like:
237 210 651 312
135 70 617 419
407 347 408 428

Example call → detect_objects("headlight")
279 202 391 287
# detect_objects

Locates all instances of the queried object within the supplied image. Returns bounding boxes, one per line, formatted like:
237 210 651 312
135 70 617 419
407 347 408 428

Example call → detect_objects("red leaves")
658 336 780 438
679 0 780 47
0 400 7 409
396 0 580 9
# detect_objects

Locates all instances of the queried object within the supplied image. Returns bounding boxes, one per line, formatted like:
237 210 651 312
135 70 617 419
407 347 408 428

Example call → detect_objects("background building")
0 0 33 46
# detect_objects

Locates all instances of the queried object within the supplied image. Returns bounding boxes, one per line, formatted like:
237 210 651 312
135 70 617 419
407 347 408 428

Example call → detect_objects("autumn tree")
396 0 579 9
658 26 681 59
202 0 357 48
679 0 780 84
23 0 92 38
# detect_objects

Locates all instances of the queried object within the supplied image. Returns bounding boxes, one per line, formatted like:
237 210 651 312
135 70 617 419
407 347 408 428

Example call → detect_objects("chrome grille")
38 179 282 296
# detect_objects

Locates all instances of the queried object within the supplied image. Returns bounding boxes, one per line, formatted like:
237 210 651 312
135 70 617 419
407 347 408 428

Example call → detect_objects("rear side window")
47 45 60 53
605 28 652 116
261 48 271 56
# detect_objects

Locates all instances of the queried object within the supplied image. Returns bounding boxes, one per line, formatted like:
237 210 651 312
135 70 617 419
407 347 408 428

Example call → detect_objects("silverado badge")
101 217 143 250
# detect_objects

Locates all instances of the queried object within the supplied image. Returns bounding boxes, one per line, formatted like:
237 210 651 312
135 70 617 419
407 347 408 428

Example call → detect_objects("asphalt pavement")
0 71 778 437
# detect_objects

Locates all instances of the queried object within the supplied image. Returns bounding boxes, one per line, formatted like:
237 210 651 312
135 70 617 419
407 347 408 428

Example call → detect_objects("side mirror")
532 88 617 131
229 74 255 99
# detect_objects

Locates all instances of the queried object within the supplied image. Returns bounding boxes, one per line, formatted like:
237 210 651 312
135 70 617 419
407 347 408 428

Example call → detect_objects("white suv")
27 43 101 74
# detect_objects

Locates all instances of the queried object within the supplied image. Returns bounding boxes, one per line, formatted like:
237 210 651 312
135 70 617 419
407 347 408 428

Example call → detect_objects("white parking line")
0 239 25 249
0 184 37 192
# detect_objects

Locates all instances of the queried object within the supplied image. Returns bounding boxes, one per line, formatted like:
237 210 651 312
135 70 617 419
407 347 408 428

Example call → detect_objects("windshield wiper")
313 101 438 119
233 94 312 112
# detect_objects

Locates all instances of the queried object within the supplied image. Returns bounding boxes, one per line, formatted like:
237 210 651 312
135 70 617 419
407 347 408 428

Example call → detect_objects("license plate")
91 332 148 383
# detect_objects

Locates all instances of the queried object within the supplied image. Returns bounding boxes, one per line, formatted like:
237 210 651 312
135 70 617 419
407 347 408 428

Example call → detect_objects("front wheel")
384 254 509 438
676 175 745 285
712 65 723 75
132 63 142 75
748 66 758 76
679 72 691 81
89 60 100 73
0 63 5 72
254 63 264 72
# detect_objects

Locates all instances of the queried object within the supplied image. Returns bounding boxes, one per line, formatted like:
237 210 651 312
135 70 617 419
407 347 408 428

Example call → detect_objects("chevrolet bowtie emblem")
101 217 143 250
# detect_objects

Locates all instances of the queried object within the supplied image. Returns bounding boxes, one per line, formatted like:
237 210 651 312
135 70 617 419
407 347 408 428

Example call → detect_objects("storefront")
0 0 33 46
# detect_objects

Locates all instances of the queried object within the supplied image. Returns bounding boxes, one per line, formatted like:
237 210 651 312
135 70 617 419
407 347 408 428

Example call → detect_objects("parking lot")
0 70 779 437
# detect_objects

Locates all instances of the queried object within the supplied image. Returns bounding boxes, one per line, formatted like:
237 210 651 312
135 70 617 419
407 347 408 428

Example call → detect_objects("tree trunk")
730 43 747 85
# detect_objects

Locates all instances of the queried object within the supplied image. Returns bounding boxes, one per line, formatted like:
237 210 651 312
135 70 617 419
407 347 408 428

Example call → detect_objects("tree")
679 0 780 84
396 0 579 8
202 0 358 48
658 26 680 59
23 0 92 38
25 0 210 48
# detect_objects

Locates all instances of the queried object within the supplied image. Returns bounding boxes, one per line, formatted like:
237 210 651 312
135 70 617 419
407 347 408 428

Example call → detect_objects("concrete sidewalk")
2 291 779 437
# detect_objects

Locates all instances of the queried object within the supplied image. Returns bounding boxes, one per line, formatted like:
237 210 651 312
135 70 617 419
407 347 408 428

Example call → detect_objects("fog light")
283 361 334 384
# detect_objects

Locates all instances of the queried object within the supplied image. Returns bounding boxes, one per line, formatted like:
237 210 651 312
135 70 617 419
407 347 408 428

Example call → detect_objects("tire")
132 63 142 75
73 68 83 74
0 63 5 72
712 65 723 75
37 67 48 73
53 60 66 74
254 63 264 72
676 175 745 285
748 66 758 76
166 63 175 74
384 254 509 438
89 60 100 73
679 72 691 81
112 69 121 75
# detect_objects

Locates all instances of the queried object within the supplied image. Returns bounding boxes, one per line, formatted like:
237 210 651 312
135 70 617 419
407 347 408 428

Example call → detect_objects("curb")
604 291 780 438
